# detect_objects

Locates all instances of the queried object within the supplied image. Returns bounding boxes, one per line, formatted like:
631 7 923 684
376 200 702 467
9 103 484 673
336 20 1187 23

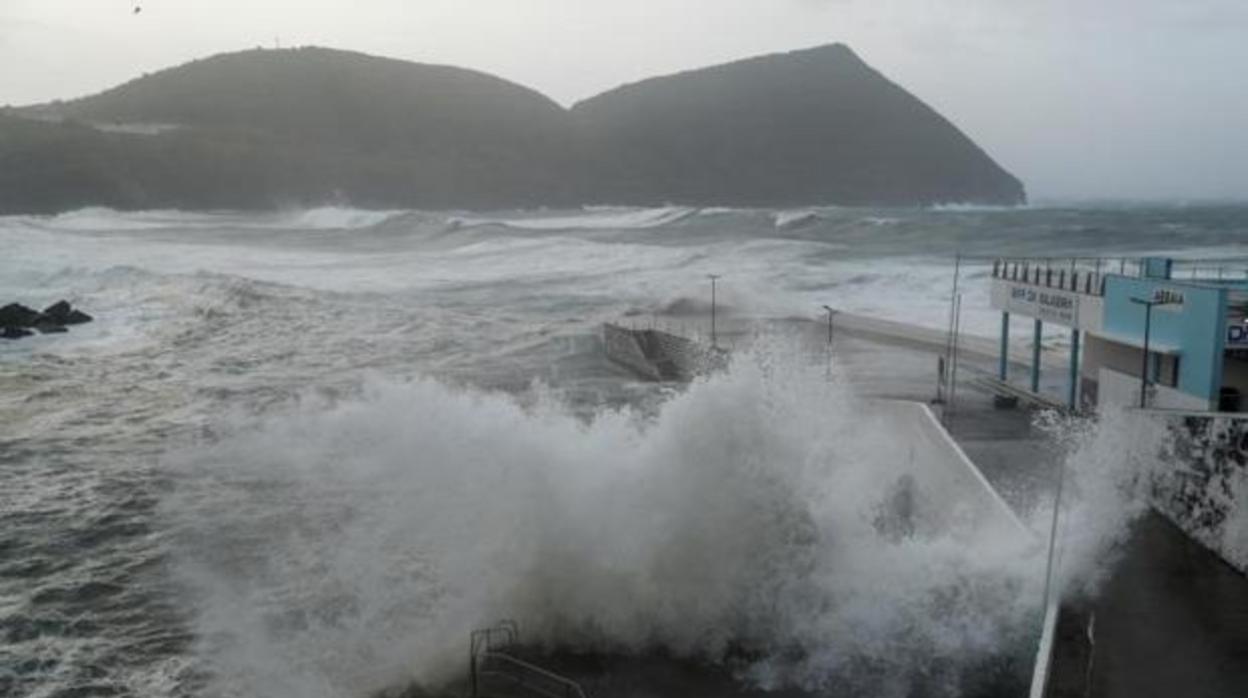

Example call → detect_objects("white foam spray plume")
1034 407 1170 597
165 347 1055 698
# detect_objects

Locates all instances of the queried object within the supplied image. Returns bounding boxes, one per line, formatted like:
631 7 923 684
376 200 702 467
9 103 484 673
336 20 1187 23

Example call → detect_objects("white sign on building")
989 278 1106 332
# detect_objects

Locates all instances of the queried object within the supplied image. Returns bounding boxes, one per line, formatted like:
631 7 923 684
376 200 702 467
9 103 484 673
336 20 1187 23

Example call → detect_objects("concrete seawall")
602 323 726 382
1150 412 1248 574
602 323 665 381
867 399 1033 540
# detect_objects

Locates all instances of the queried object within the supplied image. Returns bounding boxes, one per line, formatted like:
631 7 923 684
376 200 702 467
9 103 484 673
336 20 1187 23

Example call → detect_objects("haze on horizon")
2 0 1246 203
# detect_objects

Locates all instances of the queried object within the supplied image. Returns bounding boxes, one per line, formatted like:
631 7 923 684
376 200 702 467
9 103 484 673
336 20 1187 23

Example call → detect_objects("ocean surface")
1 204 1245 697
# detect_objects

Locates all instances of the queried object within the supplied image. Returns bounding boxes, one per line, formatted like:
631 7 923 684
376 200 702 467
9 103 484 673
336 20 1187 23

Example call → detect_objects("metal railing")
478 652 589 698
1169 258 1248 282
991 257 1109 296
991 255 1248 294
468 621 588 698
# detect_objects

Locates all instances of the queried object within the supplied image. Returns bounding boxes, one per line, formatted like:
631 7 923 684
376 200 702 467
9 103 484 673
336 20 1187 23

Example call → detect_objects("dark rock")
0 303 42 328
64 309 93 325
40 300 92 325
1 326 34 340
33 319 69 334
42 300 72 322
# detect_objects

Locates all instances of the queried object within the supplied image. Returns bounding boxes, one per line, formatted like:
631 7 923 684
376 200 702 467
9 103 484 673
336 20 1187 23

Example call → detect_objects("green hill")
571 44 1024 207
0 45 1024 213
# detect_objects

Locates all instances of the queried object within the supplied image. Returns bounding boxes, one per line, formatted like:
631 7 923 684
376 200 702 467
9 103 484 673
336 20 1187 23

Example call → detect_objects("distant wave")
928 202 1025 213
774 210 821 229
13 206 404 232
15 207 233 231
272 206 402 230
449 206 700 231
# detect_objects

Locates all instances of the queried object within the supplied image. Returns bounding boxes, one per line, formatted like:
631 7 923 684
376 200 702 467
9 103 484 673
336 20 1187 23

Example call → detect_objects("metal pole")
1031 319 1043 393
950 293 964 412
1140 302 1153 408
945 254 962 366
999 311 1010 380
707 274 720 348
1069 329 1081 409
1040 455 1067 640
821 305 834 379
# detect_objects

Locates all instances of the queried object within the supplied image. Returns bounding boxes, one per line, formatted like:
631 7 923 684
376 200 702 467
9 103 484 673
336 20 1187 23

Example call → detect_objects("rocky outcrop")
0 301 93 340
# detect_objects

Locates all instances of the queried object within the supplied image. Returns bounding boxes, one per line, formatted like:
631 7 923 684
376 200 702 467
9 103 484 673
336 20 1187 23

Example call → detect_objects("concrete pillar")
1069 329 1081 409
999 312 1010 380
1031 319 1043 393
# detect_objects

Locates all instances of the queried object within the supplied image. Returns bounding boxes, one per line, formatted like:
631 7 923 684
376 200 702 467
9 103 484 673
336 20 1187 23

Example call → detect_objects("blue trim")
1102 276 1228 405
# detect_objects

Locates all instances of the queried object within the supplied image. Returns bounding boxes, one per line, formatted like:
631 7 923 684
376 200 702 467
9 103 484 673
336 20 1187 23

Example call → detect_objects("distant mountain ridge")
0 45 1024 213
571 44 1024 207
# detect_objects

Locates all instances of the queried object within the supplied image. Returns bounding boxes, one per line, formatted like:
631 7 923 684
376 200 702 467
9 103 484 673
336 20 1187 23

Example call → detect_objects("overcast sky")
2 0 1246 202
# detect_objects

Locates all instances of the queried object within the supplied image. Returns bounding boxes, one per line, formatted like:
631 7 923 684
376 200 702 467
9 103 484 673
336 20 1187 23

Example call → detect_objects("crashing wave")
449 207 699 231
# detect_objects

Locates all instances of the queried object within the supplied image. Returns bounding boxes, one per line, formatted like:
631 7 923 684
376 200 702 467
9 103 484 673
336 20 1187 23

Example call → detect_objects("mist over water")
2 204 1244 696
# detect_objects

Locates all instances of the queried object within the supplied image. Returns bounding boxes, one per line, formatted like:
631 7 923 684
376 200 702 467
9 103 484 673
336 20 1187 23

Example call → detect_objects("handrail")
991 257 1108 296
990 255 1248 285
469 621 519 698
468 621 589 698
479 652 589 698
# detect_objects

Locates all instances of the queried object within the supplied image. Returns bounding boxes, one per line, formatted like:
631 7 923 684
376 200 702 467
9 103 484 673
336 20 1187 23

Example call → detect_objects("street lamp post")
707 274 721 348
1129 292 1182 408
821 305 835 346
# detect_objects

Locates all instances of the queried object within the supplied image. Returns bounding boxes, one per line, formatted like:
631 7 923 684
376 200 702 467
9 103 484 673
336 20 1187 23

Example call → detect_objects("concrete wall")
602 323 662 381
1151 413 1248 574
603 324 725 382
869 400 1031 540
636 329 712 380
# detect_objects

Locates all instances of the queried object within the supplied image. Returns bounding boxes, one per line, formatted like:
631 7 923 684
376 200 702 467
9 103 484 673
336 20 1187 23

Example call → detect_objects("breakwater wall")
602 323 727 382
1153 413 1248 574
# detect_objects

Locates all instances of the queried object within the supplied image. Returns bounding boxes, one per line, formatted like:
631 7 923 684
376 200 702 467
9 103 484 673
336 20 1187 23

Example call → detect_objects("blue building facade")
989 257 1248 412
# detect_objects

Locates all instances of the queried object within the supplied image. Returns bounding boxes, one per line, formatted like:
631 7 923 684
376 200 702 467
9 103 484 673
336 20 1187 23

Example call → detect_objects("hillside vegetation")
0 45 1024 213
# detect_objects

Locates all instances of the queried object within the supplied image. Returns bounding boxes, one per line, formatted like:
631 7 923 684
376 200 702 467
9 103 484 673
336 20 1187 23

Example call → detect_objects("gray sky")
3 0 1246 202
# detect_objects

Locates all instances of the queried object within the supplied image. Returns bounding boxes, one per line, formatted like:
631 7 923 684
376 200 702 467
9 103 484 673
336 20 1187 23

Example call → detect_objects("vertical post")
999 312 1010 380
707 274 720 348
822 305 835 380
945 254 962 368
1031 319 1043 393
953 292 963 407
1068 329 1081 409
1140 303 1153 408
950 294 963 411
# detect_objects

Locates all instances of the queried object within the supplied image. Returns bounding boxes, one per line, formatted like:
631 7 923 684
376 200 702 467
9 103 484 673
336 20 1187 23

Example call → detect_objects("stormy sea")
2 204 1245 697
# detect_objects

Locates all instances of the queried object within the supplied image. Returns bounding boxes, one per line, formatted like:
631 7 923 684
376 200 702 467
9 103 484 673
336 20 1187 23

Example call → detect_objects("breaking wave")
165 349 1048 698
10 206 403 233
449 206 700 231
